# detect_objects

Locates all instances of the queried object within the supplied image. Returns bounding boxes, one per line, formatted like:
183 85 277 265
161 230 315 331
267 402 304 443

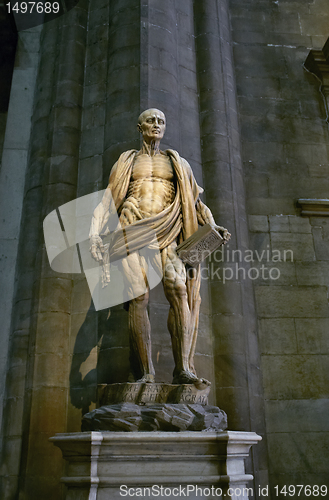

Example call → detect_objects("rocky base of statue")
82 402 227 432
98 381 211 406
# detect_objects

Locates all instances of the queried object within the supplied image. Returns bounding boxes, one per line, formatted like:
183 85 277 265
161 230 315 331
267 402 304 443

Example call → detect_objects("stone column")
68 0 110 431
194 0 269 488
103 0 141 172
0 23 41 499
0 2 89 497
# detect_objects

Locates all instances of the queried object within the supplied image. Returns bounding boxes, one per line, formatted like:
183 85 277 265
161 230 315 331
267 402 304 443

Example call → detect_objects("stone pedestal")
51 431 261 500
82 403 227 432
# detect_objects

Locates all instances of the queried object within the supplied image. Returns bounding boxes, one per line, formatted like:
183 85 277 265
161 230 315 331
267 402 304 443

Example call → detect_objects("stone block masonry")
230 0 329 492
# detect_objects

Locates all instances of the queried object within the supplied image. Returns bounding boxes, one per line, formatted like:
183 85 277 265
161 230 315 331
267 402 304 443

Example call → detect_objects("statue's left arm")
178 155 231 243
195 199 231 243
89 150 136 263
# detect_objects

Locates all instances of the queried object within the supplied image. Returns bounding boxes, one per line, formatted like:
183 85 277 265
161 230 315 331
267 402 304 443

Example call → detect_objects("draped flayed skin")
90 149 203 253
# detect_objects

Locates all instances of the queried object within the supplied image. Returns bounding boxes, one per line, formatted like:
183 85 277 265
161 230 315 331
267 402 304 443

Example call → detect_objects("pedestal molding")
298 198 329 216
51 430 261 498
60 474 255 486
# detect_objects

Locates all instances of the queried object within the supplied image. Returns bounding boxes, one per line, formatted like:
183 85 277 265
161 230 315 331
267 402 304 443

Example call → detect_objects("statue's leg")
122 252 155 382
128 289 155 382
162 245 199 384
186 266 201 376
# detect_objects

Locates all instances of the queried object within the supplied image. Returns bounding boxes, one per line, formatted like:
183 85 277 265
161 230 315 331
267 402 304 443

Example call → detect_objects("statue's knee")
132 292 148 308
174 280 187 297
164 274 187 297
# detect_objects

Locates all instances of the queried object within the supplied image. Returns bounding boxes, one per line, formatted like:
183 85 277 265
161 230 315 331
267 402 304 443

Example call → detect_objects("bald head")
137 109 166 144
138 108 166 125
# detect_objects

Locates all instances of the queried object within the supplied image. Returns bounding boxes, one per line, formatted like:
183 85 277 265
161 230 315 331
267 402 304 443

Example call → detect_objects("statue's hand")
90 235 105 262
211 224 231 244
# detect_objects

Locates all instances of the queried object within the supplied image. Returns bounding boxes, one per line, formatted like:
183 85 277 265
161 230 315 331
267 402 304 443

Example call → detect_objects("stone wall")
0 25 41 497
0 113 7 167
0 4 17 171
230 0 329 491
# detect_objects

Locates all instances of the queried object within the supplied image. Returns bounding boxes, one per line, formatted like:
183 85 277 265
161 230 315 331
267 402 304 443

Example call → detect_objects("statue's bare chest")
124 154 176 217
131 154 174 181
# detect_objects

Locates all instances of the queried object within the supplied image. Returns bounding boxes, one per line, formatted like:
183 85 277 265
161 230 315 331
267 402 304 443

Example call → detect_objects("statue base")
82 402 227 432
51 431 262 500
97 381 211 405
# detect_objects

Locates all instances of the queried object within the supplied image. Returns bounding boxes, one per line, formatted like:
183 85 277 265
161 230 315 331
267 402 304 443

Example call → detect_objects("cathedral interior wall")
230 0 329 490
0 0 328 498
0 113 8 166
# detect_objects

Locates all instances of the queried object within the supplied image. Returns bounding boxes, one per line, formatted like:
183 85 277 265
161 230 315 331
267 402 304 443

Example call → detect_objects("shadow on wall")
69 302 132 417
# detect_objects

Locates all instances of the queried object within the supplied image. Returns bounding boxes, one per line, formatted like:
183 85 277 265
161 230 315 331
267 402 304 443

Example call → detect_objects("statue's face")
138 109 166 143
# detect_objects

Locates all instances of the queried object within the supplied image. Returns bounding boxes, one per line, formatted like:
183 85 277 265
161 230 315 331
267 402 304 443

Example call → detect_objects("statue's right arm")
89 161 119 262
89 200 108 263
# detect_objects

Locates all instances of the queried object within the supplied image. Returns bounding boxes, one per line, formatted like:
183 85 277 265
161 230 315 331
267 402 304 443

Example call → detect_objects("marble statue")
89 109 230 386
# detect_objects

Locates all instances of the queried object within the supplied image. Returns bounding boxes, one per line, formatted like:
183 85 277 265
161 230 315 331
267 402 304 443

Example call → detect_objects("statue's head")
137 108 166 143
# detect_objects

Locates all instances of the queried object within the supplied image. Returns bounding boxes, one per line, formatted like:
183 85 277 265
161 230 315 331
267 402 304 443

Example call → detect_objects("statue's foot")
137 374 155 383
172 370 198 384
172 370 211 388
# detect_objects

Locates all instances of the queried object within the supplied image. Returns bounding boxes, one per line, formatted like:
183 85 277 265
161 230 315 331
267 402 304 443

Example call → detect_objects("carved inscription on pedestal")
98 382 211 406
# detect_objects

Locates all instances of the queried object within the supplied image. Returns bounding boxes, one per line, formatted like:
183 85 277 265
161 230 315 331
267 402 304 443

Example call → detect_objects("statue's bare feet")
172 370 211 389
137 374 155 383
